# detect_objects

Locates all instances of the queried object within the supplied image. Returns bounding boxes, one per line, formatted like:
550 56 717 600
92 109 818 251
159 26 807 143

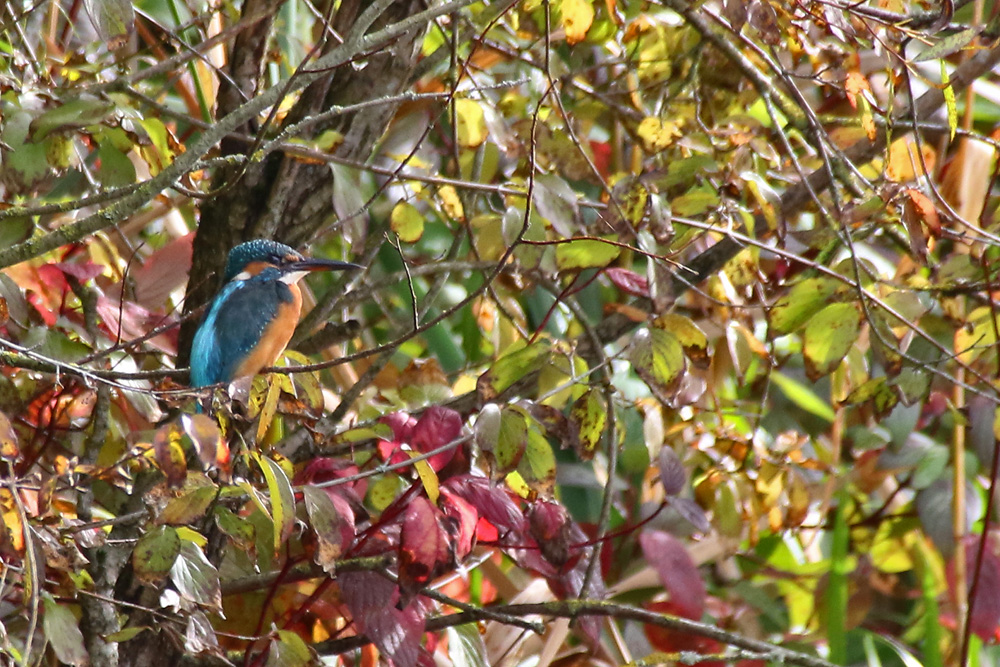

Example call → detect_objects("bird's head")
223 239 361 283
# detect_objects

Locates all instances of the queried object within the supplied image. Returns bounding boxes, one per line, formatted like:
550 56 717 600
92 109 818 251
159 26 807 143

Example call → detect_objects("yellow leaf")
886 136 935 183
636 117 681 152
391 201 425 242
409 453 440 504
455 99 487 148
438 185 465 221
562 0 595 45
256 374 282 442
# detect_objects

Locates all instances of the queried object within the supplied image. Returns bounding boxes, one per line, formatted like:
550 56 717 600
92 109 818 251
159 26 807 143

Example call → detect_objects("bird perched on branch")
190 239 360 390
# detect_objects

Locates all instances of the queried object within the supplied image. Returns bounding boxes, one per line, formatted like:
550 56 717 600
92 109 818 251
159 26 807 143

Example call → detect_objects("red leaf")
381 411 417 443
605 267 650 298
948 536 1000 641
440 489 478 560
53 260 103 283
411 406 463 471
294 457 368 502
644 601 722 660
442 476 528 536
339 572 427 666
94 295 178 354
639 529 706 620
131 233 193 309
528 500 575 567
400 497 453 589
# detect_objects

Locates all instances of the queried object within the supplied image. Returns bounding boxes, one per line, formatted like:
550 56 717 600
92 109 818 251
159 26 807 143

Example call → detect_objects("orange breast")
233 282 303 379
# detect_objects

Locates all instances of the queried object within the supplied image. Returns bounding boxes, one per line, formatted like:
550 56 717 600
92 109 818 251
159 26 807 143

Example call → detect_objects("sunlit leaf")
562 0 595 44
769 278 843 335
391 201 425 243
770 372 836 423
266 630 314 667
170 540 222 612
253 453 296 555
630 327 686 395
455 99 487 148
517 429 556 495
555 238 621 270
803 303 860 379
158 484 217 526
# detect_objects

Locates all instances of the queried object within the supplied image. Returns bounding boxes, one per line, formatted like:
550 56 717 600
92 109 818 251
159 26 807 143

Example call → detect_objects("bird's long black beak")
286 258 363 273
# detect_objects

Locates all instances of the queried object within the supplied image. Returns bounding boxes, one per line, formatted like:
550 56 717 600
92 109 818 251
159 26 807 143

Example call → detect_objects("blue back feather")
190 267 294 387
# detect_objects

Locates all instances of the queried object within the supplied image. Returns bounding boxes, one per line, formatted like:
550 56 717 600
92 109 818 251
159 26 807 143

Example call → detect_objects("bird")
189 239 360 390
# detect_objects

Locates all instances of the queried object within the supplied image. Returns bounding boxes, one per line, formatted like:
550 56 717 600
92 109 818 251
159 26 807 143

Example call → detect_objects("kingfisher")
189 239 360 390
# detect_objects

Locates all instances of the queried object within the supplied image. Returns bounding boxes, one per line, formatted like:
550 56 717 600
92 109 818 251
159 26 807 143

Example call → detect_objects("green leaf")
391 201 425 243
671 184 719 216
479 341 550 398
770 371 836 423
367 473 402 512
555 238 621 270
803 303 860 379
941 61 957 141
132 525 181 583
158 483 217 525
913 26 981 62
769 278 844 335
266 630 315 667
630 327 686 394
517 429 556 495
488 407 528 474
42 596 87 666
83 0 135 47
569 389 606 459
253 453 296 555
31 97 115 141
654 313 709 366
213 506 256 552
97 142 136 187
842 376 899 419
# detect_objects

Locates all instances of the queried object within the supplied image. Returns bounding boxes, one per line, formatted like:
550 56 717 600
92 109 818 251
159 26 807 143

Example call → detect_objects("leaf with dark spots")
303 484 354 573
491 406 529 475
442 476 529 538
399 496 453 590
152 423 187 488
132 525 180 583
440 489 478 560
569 389 606 460
157 484 216 526
658 446 686 496
528 500 575 567
639 529 706 620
